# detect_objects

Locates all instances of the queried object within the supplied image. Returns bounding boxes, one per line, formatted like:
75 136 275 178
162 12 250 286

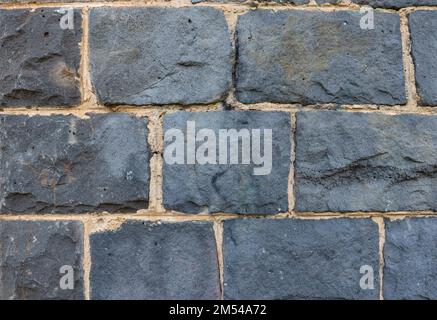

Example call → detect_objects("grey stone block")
315 0 342 3
0 113 150 213
89 7 232 105
409 11 437 106
353 1 437 8
0 9 82 107
223 218 380 299
384 218 437 299
236 10 406 105
192 0 309 3
0 221 84 300
0 0 83 2
90 221 220 299
295 111 437 212
162 111 291 214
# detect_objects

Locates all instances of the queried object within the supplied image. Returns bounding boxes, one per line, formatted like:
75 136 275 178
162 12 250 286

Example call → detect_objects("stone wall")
0 0 436 300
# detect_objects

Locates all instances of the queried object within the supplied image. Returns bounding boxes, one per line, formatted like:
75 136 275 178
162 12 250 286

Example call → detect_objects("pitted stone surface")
236 10 405 105
409 11 437 106
223 218 380 299
90 221 220 299
162 111 291 214
0 113 150 213
0 9 82 107
89 7 232 105
353 1 437 8
0 221 84 300
384 218 437 299
295 111 437 212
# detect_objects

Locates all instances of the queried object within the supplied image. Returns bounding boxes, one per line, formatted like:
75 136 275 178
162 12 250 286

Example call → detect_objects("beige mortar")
0 0 436 301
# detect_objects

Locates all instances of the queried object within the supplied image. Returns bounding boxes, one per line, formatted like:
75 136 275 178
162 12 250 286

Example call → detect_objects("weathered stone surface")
90 221 220 299
384 218 437 299
295 111 437 212
162 111 291 214
236 10 405 105
223 218 379 299
315 0 341 3
0 221 84 300
0 113 149 213
89 7 232 105
192 0 308 3
0 9 82 107
0 0 143 1
353 0 437 8
409 11 437 106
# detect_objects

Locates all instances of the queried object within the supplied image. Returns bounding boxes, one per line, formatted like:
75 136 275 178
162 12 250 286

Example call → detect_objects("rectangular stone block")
192 0 308 3
0 113 150 213
90 221 220 299
0 0 136 1
0 9 82 107
223 218 380 299
162 111 291 214
316 0 341 3
353 1 437 8
409 11 437 106
0 221 84 300
384 218 437 299
89 7 232 105
295 111 437 212
236 10 405 105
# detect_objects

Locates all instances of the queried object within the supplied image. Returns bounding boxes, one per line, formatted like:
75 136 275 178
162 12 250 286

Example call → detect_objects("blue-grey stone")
162 111 291 214
90 221 220 299
0 9 82 107
89 7 232 105
0 113 149 213
295 111 437 212
236 10 406 105
223 218 380 299
353 1 437 8
0 221 84 300
409 11 437 106
384 218 437 299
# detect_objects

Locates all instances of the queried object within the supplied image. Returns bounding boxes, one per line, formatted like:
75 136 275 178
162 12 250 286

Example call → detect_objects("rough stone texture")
353 0 437 8
236 10 406 105
295 111 437 212
0 113 150 213
90 221 220 299
89 7 232 105
0 9 82 107
0 221 84 300
384 218 437 299
192 0 308 3
315 0 341 3
223 218 379 300
162 111 291 214
0 0 83 2
409 11 437 106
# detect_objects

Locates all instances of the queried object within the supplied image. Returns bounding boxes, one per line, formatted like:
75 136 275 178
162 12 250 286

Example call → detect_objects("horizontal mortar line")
0 2 436 13
0 1 429 13
0 104 221 115
294 211 437 218
232 104 437 114
0 211 436 221
1 104 436 115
